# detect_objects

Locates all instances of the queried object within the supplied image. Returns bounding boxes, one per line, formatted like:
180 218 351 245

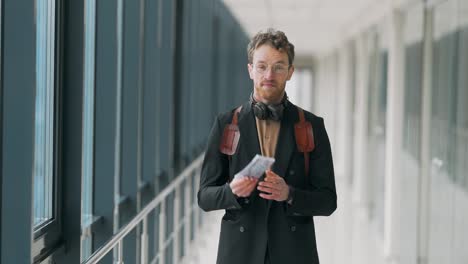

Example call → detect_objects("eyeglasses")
251 63 290 75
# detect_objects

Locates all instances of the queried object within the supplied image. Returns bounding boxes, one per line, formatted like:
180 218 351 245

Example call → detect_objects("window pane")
366 27 388 237
456 0 468 199
403 7 424 160
428 1 459 263
401 3 424 263
81 0 96 260
452 1 468 262
33 0 56 228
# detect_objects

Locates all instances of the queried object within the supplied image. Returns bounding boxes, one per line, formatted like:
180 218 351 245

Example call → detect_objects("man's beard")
255 84 284 104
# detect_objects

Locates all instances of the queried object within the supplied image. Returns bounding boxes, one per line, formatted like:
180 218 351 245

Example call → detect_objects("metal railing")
82 154 205 264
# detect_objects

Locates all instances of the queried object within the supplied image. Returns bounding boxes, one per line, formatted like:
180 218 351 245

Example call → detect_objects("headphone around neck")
250 93 288 121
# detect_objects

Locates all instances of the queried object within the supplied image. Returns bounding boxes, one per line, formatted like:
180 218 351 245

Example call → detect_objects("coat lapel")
272 103 296 179
236 101 296 180
237 101 261 161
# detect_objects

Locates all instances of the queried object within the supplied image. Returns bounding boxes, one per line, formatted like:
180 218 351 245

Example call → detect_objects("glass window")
287 68 313 111
366 27 388 237
431 1 458 180
402 8 424 160
401 3 425 262
428 1 459 263
33 0 56 229
81 0 96 260
455 0 468 196
452 1 468 262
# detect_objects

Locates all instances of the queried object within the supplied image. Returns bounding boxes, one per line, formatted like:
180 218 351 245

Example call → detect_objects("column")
384 8 405 264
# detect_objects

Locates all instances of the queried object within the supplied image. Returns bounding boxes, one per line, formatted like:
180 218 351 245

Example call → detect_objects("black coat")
198 101 337 264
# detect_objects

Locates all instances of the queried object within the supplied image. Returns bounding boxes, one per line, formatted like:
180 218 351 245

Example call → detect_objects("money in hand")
234 154 275 179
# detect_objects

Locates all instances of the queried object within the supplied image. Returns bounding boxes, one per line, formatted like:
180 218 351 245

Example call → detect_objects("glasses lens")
254 63 288 74
273 65 287 74
255 64 267 74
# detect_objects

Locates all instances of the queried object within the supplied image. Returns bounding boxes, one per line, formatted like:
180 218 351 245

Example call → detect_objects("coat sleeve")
197 115 242 212
287 117 337 216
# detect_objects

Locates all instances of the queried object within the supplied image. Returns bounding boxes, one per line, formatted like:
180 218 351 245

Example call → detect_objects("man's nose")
264 68 275 79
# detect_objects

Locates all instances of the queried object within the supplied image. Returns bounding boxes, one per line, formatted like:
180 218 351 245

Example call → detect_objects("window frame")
0 0 3 259
80 0 98 260
31 0 64 261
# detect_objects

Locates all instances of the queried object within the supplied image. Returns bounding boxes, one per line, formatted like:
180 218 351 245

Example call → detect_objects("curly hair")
247 28 295 65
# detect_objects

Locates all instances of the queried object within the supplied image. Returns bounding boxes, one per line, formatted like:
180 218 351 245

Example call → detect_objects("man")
197 29 337 264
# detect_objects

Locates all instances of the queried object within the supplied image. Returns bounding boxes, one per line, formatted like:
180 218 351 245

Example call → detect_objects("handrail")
82 154 205 264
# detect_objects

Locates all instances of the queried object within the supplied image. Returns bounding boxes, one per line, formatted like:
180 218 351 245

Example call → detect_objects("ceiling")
222 0 378 59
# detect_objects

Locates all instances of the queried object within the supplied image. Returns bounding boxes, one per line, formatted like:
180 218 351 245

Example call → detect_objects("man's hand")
229 176 259 197
257 170 289 201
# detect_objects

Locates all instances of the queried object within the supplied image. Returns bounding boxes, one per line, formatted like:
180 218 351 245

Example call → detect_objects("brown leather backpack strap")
294 107 315 177
219 106 242 156
220 106 242 182
299 108 310 177
232 106 242 125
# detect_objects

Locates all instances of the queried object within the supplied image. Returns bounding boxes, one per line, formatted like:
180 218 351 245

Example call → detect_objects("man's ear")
286 65 295 81
248 63 254 80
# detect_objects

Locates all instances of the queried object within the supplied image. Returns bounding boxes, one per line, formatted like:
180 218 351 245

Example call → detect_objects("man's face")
248 44 294 104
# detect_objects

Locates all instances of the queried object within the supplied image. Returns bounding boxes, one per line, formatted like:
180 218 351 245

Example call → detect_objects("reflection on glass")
365 28 387 237
401 4 424 263
455 0 468 196
452 1 468 262
402 6 423 160
81 0 96 260
33 0 56 228
428 1 460 263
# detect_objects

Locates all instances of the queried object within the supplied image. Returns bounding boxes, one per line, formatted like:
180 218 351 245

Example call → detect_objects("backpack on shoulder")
219 105 315 178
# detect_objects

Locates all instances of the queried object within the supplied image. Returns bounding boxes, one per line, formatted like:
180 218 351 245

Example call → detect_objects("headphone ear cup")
250 92 288 121
253 102 269 120
268 104 284 121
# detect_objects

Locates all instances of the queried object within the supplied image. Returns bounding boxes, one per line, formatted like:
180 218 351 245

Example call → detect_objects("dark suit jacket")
197 100 337 264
